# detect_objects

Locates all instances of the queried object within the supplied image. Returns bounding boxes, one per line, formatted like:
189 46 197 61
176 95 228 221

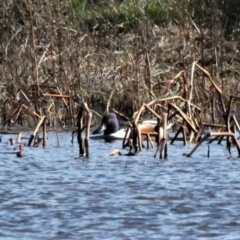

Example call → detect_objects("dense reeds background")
1 0 240 126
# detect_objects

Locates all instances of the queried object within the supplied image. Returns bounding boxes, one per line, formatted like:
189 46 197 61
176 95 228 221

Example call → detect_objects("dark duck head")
92 113 119 135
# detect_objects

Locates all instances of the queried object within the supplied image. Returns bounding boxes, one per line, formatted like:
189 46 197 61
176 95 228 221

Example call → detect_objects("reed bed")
0 0 240 158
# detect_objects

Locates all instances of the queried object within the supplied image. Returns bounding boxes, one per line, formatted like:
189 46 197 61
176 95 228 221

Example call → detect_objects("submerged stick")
77 102 92 158
185 133 210 157
85 110 92 158
77 106 84 157
42 118 47 147
160 113 168 159
137 123 142 152
185 132 240 157
55 129 60 147
28 116 46 147
16 132 22 143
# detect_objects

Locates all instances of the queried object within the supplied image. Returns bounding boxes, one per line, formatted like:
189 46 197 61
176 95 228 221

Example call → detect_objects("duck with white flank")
91 113 173 141
91 113 125 140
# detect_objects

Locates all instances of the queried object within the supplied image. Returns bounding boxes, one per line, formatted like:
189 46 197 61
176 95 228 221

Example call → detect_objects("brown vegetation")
1 1 240 158
1 1 240 129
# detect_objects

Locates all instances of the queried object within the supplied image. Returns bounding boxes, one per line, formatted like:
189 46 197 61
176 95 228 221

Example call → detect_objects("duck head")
92 113 119 135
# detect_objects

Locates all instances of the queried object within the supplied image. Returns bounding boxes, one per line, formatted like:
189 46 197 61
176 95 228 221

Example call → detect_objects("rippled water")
1 131 240 239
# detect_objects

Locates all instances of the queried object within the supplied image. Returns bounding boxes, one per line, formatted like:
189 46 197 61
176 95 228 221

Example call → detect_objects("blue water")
0 131 240 239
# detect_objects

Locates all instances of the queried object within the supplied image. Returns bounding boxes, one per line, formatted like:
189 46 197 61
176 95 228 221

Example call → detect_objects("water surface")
0 131 240 239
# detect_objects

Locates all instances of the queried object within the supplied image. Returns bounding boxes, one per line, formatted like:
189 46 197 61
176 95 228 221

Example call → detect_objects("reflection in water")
1 132 240 239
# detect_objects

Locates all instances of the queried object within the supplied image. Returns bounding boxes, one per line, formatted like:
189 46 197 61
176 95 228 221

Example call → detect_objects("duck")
91 113 124 140
0 143 25 158
14 144 25 158
91 113 173 141
106 148 140 156
92 113 119 135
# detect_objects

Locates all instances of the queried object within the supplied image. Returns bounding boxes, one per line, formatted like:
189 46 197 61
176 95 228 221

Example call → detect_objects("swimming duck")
14 144 25 158
106 148 140 156
91 113 120 139
91 113 173 141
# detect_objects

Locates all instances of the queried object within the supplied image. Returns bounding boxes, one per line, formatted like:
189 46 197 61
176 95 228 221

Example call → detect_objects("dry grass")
0 0 240 126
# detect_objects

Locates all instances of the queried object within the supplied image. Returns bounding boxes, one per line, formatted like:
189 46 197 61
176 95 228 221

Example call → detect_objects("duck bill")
92 124 106 135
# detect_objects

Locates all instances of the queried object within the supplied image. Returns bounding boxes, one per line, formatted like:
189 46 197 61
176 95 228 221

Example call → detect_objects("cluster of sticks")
0 133 25 157
75 102 92 158
2 62 240 159
113 110 171 159
1 83 78 146
1 84 75 130
112 62 240 158
0 84 77 157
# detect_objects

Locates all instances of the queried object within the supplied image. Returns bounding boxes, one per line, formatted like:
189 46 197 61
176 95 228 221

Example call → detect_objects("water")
1 131 240 239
